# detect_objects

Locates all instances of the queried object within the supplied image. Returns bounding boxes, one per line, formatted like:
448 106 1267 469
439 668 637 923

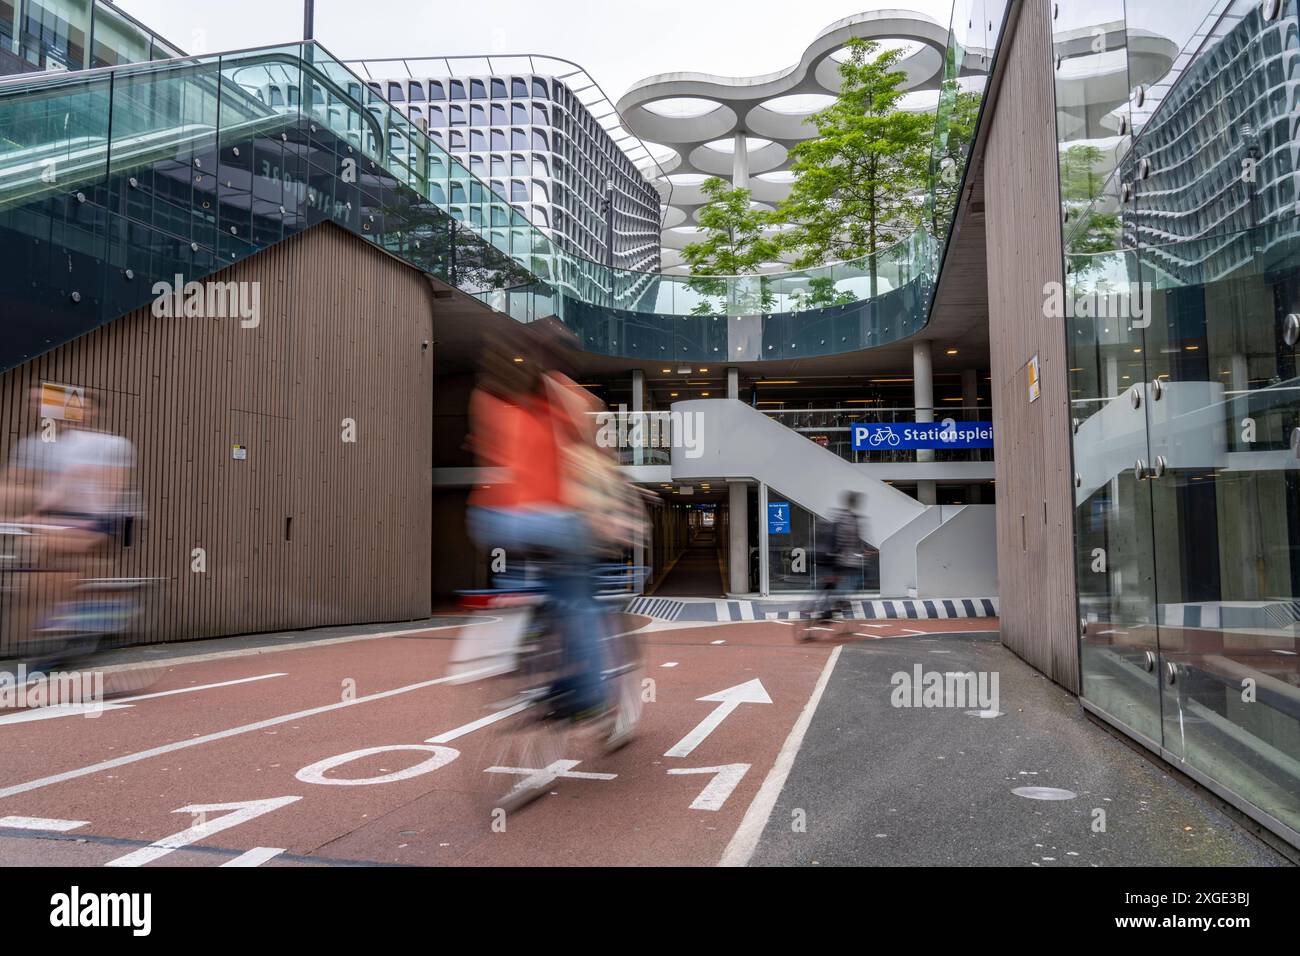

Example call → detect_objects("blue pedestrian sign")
768 501 790 535
852 421 994 451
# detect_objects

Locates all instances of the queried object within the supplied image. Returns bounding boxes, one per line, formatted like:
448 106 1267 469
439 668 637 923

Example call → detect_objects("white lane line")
77 620 484 677
899 628 927 636
0 674 291 726
0 665 497 801
426 701 528 743
771 620 795 627
113 673 287 703
0 815 88 832
718 645 841 868
0 703 133 726
221 847 286 867
661 662 679 668
710 640 726 645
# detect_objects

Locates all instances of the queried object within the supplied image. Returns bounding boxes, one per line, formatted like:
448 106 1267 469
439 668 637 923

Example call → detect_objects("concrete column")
732 133 749 190
728 481 749 594
631 368 645 466
913 340 936 505
757 482 769 596
727 367 740 400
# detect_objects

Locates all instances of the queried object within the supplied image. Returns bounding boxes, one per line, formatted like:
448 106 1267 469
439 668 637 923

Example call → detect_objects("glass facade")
1053 0 1300 838
0 0 181 76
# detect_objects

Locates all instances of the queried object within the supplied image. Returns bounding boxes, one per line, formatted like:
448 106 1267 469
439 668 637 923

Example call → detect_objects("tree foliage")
774 38 934 291
680 176 782 314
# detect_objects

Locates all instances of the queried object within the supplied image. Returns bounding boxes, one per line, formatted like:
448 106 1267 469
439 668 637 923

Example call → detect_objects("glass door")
1055 0 1165 744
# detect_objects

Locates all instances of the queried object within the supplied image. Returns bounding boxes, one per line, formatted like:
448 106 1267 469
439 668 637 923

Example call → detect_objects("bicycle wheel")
600 625 643 752
470 605 570 818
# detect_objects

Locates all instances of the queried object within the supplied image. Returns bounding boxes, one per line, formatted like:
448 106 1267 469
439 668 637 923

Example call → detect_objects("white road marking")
295 745 458 786
858 623 889 629
0 703 132 725
105 797 301 868
426 702 528 743
486 759 616 781
667 764 751 811
75 620 483 677
0 815 88 832
771 621 795 627
0 673 291 727
114 673 288 703
664 679 772 758
660 662 679 668
718 645 841 867
0 665 498 800
710 640 726 645
899 628 928 636
221 846 286 867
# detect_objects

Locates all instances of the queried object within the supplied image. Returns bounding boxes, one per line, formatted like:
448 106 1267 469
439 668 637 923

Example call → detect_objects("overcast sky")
117 0 957 102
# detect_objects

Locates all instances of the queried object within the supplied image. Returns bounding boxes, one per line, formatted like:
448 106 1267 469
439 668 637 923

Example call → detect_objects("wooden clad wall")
984 0 1080 691
0 223 436 651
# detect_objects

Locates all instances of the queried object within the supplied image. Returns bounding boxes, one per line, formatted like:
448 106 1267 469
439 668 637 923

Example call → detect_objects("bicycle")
795 568 855 642
0 521 165 701
454 562 644 813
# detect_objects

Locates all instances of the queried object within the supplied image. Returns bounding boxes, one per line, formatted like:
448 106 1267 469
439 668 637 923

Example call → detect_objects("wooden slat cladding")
0 223 436 651
983 0 1080 692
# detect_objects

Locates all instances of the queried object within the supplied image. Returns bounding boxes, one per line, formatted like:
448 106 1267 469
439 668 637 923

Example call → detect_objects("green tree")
775 38 934 295
680 176 782 314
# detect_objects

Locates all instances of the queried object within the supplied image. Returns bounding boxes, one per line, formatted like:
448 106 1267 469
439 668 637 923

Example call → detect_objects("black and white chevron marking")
624 596 685 621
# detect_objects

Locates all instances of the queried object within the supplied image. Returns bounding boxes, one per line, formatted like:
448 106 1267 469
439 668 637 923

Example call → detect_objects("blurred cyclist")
2 386 136 652
465 324 624 722
802 490 865 639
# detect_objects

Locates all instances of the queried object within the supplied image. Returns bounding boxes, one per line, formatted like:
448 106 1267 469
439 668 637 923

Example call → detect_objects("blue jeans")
468 506 607 713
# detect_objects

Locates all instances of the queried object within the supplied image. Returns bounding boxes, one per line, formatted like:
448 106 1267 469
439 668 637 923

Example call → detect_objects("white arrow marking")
104 796 301 867
667 764 751 811
0 815 88 832
221 846 286 867
664 679 771 758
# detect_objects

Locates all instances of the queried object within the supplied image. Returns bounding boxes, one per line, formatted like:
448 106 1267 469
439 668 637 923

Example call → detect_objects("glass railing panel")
0 73 111 207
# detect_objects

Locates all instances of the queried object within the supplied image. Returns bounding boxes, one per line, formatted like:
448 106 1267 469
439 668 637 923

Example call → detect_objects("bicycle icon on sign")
868 427 902 447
